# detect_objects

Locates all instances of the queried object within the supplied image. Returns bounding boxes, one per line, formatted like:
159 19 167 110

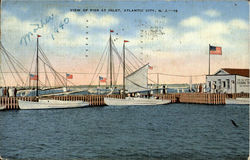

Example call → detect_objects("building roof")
222 68 250 77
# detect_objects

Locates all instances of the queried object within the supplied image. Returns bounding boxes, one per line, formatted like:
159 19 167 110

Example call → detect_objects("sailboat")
104 40 171 106
18 35 89 110
0 105 6 110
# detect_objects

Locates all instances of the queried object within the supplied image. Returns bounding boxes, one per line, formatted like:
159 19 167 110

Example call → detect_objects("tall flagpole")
65 73 67 90
209 44 210 75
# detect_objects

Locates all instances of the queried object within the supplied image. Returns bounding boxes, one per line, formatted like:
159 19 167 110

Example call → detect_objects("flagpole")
98 76 100 88
157 73 159 95
65 73 67 90
98 77 100 95
209 44 210 75
29 73 31 89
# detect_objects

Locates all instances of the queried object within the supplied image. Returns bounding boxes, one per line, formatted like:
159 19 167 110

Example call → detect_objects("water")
0 104 248 160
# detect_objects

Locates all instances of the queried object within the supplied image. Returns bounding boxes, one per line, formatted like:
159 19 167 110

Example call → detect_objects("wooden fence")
0 97 36 110
0 93 249 110
178 93 226 104
226 93 249 99
155 94 178 103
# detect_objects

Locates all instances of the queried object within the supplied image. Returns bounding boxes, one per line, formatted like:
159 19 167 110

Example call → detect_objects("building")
206 68 249 93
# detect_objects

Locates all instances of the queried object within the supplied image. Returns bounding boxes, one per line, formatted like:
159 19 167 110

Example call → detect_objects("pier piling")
0 93 248 110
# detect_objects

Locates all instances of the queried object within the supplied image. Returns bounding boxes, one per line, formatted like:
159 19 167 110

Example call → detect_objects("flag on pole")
124 40 129 43
99 76 107 82
149 65 153 70
209 45 222 55
110 29 114 32
30 74 38 80
66 73 73 79
37 35 41 37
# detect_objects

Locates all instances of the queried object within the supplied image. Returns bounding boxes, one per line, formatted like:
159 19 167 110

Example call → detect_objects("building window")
208 81 211 88
213 81 217 89
223 81 226 88
226 79 230 89
218 79 221 89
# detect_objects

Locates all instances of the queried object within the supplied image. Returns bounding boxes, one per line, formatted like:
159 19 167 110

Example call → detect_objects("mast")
36 35 40 97
36 36 39 97
0 0 2 87
123 40 129 98
122 42 125 98
109 31 113 88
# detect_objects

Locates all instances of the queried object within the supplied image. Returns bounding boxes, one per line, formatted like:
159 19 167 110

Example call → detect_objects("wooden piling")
0 92 248 110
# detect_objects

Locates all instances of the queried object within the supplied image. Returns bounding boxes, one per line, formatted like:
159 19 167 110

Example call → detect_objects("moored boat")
18 35 89 110
225 98 249 105
0 105 6 110
104 97 171 106
18 99 89 110
104 40 171 106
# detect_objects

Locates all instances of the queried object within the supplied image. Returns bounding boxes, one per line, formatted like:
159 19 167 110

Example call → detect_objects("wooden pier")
0 93 248 110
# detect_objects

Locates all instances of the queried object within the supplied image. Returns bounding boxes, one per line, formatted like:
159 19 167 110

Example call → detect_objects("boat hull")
0 105 6 111
18 99 89 110
104 97 171 106
225 98 249 105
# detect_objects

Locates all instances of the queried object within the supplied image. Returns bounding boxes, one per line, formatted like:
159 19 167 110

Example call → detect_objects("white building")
206 68 249 93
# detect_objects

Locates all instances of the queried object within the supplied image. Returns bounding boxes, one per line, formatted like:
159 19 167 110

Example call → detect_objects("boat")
105 97 170 106
104 40 171 106
18 99 89 110
0 105 6 110
18 35 89 110
225 98 249 105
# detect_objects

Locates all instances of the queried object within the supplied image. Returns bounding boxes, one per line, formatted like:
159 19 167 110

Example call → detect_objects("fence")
0 93 249 110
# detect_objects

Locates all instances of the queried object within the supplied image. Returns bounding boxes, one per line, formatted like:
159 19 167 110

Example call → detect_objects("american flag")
66 73 73 79
30 74 38 80
209 45 222 55
99 76 107 83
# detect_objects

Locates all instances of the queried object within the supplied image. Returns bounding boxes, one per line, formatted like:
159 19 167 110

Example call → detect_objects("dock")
0 93 248 110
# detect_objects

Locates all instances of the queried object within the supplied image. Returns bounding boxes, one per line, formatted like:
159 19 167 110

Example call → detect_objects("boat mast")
36 35 39 97
123 40 129 98
123 42 125 98
0 0 2 87
109 31 113 88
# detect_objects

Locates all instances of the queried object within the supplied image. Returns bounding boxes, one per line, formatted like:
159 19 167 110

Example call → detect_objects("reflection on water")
0 104 248 159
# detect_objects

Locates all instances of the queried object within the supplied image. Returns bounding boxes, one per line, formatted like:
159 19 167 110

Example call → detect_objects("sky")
1 0 249 86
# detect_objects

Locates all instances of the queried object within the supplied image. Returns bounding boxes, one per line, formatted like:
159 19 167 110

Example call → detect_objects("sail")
125 64 149 93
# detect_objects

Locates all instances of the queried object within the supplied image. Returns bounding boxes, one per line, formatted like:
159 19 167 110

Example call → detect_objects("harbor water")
0 104 248 160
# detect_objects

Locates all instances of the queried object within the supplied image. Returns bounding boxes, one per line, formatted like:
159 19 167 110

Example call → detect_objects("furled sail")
125 64 149 93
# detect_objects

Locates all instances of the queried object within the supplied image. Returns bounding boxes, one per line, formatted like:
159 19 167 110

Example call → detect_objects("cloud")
64 12 119 28
180 16 204 28
228 19 248 30
147 15 168 25
1 8 248 81
204 9 221 17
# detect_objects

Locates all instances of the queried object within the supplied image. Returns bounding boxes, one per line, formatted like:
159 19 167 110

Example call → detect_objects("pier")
0 93 248 110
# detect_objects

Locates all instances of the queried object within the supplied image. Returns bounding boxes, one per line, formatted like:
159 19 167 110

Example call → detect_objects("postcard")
0 0 249 159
